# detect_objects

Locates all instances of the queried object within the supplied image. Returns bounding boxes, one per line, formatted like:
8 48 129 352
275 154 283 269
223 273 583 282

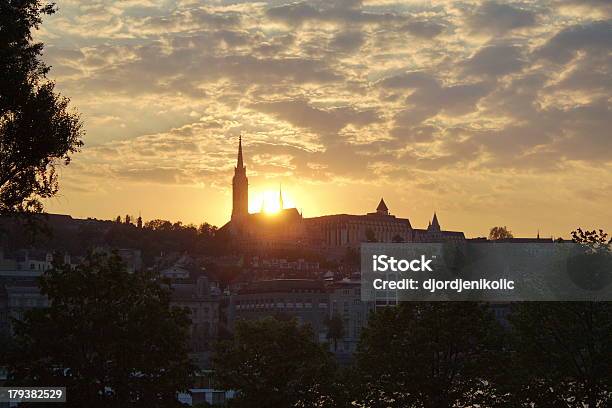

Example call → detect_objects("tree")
507 302 612 408
8 252 194 407
324 313 345 351
504 228 612 407
212 317 339 407
488 226 513 240
0 0 83 215
353 302 505 408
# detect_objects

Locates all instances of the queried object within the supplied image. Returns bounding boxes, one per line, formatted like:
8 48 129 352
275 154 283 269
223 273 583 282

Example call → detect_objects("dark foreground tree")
0 0 83 215
504 228 612 407
507 302 612 408
8 252 193 408
353 302 506 408
213 317 339 407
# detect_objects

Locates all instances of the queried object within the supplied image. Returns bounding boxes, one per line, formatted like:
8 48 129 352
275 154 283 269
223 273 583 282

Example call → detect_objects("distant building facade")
229 278 374 358
230 279 330 342
170 276 221 353
327 278 374 354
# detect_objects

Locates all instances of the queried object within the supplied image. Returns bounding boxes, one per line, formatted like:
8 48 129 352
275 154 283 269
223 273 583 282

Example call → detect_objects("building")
229 277 375 361
221 138 465 255
170 276 221 353
230 279 330 342
327 277 374 355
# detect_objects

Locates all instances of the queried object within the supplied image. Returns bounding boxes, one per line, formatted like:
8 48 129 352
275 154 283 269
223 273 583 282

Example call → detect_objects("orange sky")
41 0 612 238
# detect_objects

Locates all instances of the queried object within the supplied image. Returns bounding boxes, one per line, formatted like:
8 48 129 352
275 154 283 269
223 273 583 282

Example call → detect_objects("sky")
39 0 612 238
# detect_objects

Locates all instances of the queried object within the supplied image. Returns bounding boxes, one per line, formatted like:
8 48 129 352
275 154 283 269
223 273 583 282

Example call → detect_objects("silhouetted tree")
503 228 612 407
572 228 612 249
0 0 83 215
198 222 217 237
488 226 513 240
506 302 612 408
8 252 193 407
213 317 338 407
125 214 131 224
145 219 173 231
353 302 506 408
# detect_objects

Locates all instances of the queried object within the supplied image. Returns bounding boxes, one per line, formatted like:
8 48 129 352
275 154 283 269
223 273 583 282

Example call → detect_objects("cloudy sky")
40 0 611 237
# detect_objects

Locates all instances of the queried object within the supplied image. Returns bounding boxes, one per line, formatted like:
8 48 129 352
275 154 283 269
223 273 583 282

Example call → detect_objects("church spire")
279 184 284 210
430 212 440 231
237 134 244 169
232 135 248 221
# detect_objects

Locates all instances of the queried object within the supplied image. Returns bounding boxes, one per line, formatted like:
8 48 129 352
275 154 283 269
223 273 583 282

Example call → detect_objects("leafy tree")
504 228 612 407
324 313 345 351
353 302 505 408
213 317 338 407
145 219 173 231
0 0 83 215
198 222 217 237
507 302 612 408
489 226 513 240
8 252 194 407
572 228 612 250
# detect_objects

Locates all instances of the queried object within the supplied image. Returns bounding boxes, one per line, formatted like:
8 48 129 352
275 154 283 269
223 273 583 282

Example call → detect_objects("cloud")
383 72 493 126
266 0 399 26
537 21 612 64
39 0 612 194
462 44 526 77
251 99 381 134
330 30 365 53
467 1 537 35
402 20 447 38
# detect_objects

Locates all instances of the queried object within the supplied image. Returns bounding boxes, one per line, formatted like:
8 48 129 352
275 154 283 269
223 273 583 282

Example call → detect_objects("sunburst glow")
249 189 296 215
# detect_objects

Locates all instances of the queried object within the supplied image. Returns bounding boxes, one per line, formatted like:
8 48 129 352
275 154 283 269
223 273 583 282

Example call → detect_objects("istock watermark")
361 242 612 302
372 254 434 272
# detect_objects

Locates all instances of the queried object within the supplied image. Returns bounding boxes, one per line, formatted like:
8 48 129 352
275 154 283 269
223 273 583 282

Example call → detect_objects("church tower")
232 136 248 221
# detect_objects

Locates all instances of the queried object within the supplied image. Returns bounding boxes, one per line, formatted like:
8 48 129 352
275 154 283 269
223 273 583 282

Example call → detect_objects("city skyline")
39 0 612 238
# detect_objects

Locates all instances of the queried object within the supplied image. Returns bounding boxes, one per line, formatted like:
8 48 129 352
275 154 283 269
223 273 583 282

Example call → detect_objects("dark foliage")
353 302 506 408
213 317 340 407
502 228 612 407
7 252 194 407
0 0 83 215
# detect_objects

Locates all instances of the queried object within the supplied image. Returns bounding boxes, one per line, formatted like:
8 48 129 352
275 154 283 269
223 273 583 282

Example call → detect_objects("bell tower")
232 135 249 221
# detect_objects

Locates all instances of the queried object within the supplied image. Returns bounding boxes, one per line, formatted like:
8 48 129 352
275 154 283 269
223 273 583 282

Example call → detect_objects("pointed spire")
432 212 440 229
279 184 284 210
428 212 440 232
237 134 244 169
431 211 440 228
537 230 540 239
376 198 388 213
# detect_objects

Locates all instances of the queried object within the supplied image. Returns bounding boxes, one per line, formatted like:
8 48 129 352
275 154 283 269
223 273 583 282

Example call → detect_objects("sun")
249 189 295 215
